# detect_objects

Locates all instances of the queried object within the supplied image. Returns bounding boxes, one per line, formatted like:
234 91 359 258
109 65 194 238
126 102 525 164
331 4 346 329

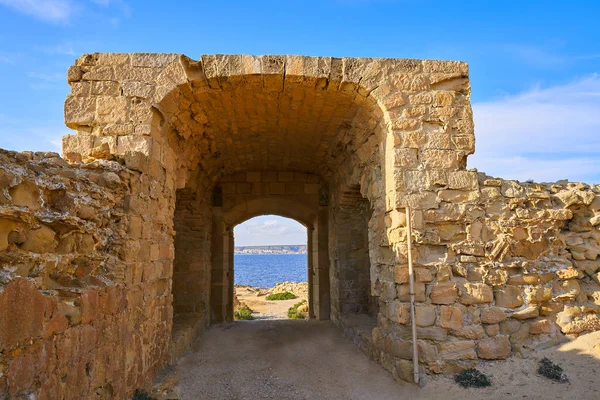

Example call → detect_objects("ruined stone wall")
0 150 173 398
375 173 600 379
2 52 599 395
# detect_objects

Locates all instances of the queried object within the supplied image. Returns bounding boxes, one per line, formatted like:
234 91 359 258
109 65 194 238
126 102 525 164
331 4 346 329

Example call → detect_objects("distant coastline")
234 245 307 255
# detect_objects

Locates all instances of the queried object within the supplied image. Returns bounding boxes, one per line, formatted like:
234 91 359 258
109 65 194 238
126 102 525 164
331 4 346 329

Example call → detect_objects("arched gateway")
1 53 598 398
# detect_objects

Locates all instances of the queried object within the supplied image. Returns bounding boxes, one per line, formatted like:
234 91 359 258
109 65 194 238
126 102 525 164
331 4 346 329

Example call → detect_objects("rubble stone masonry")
0 53 598 398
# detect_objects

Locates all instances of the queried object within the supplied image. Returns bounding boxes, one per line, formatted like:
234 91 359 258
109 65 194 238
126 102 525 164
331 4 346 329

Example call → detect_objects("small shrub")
455 368 492 388
266 291 297 301
132 390 156 400
538 357 567 382
234 305 254 320
288 300 307 319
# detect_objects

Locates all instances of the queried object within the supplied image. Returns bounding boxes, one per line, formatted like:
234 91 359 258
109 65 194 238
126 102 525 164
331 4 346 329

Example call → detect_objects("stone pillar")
210 207 228 322
312 205 330 320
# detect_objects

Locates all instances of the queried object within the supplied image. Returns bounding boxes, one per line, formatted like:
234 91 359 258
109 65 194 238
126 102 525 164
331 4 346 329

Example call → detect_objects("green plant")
266 291 297 301
132 390 156 400
538 357 567 382
454 368 492 388
234 305 254 320
288 300 308 319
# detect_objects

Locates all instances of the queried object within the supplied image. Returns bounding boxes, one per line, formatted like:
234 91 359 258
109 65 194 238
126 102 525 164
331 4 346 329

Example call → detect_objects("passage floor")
165 322 600 400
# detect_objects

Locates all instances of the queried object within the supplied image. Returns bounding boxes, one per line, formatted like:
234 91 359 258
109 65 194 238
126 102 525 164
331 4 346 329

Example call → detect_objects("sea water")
234 254 307 288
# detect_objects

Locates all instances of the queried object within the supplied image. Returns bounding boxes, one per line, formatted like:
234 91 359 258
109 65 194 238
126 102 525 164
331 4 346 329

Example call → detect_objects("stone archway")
5 52 599 399
114 55 404 361
59 53 479 392
214 176 327 324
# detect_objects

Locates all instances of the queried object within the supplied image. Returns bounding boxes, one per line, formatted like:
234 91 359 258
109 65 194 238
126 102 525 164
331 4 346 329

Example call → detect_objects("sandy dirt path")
164 321 600 400
172 320 420 399
235 286 305 320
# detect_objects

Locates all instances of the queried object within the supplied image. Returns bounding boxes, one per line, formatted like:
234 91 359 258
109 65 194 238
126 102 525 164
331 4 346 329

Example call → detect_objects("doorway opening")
233 215 308 321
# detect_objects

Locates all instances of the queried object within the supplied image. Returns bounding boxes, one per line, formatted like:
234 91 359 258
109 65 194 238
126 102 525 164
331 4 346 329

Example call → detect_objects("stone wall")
375 173 600 378
0 149 173 398
1 53 599 396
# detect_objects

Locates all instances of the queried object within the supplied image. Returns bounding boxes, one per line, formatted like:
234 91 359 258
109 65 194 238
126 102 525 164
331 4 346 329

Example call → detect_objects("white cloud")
470 75 600 183
504 44 566 68
0 0 130 23
41 42 77 56
234 216 307 246
0 0 76 23
0 53 19 64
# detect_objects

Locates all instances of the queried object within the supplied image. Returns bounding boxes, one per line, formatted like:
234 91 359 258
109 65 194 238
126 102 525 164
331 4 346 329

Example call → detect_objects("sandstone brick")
439 305 462 330
387 301 410 325
96 96 128 124
64 96 96 127
452 325 485 340
507 274 540 285
448 171 478 190
397 282 426 302
480 307 506 324
484 324 500 336
394 265 433 283
415 305 436 327
476 336 511 360
525 286 553 303
495 286 524 308
21 225 57 253
439 340 476 361
530 319 554 335
0 279 48 351
9 180 41 210
431 283 458 304
459 283 493 305
511 306 539 320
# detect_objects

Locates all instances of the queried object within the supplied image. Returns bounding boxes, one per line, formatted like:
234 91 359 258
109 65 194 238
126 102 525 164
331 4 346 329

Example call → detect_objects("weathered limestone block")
507 274 540 285
525 286 553 304
556 308 600 334
459 283 493 305
480 307 506 324
495 286 524 308
64 96 96 127
431 283 458 304
484 324 500 336
476 336 511 360
397 282 426 302
415 305 437 327
484 269 509 287
439 340 477 360
452 325 485 340
21 225 57 253
530 319 555 335
439 305 463 330
511 306 540 320
9 180 42 210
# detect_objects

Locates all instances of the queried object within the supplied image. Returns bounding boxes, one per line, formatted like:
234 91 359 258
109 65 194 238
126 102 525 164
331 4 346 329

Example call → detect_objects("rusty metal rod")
406 205 419 385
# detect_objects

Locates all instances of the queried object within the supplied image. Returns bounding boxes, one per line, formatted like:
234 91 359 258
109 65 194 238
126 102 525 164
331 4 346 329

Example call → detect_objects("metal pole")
406 205 419 385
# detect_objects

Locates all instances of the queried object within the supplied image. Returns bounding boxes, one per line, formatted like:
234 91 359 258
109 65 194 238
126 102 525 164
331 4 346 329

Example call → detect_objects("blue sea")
234 254 307 288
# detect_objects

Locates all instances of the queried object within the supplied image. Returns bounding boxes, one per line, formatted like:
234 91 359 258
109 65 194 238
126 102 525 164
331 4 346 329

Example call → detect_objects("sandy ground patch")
155 324 600 400
235 286 306 320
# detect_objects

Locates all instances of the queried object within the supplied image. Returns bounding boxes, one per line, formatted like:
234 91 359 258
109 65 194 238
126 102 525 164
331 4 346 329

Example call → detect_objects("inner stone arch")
156 58 391 359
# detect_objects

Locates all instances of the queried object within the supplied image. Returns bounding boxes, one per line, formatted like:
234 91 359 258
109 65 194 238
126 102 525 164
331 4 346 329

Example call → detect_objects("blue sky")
234 216 306 246
0 0 599 245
